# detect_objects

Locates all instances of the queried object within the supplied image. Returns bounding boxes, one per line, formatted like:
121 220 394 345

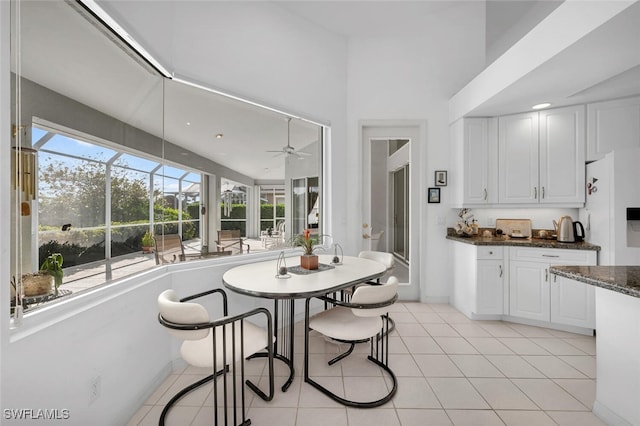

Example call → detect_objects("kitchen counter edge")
446 234 600 251
550 265 640 298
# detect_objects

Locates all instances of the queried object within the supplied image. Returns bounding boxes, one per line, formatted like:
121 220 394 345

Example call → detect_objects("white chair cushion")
181 319 270 369
310 306 383 341
350 277 398 317
158 289 210 340
358 251 394 270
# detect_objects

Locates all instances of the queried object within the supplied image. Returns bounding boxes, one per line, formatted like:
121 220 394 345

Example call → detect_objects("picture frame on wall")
428 187 440 203
435 170 447 186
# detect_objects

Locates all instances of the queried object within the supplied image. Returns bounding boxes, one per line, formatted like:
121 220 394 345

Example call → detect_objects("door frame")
360 120 426 299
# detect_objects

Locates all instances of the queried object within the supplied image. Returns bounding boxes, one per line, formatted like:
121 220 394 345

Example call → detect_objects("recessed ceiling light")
532 103 551 110
186 122 191 126
215 133 223 139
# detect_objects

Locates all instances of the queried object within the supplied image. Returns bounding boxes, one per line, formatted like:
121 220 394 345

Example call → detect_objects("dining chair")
157 288 274 426
303 276 399 408
358 250 394 283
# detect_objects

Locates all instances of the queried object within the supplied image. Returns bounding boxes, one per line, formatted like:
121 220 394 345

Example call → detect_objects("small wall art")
435 170 447 186
428 187 440 203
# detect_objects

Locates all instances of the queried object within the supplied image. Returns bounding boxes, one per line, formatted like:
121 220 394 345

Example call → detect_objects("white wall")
346 2 486 301
1 268 173 425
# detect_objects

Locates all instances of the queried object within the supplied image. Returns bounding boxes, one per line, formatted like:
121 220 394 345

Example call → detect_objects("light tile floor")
128 302 606 426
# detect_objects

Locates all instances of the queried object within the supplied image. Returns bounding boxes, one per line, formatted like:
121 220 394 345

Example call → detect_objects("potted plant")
40 252 64 296
18 272 54 297
141 230 155 254
292 229 319 270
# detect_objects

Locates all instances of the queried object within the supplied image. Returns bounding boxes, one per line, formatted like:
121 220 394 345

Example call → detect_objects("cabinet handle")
483 188 487 201
542 186 545 199
545 268 548 282
499 265 503 278
534 187 538 199
542 254 560 258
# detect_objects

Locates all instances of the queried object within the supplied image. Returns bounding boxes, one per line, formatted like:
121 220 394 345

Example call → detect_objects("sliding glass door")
393 164 409 261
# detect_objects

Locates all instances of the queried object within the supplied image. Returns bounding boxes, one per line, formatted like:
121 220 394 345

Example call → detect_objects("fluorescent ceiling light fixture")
532 102 552 110
78 0 172 78
172 76 327 128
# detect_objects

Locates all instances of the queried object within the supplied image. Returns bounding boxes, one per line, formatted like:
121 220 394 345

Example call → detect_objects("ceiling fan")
267 117 311 159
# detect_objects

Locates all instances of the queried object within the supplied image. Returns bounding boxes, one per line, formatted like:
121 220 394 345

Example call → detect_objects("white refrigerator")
579 148 640 265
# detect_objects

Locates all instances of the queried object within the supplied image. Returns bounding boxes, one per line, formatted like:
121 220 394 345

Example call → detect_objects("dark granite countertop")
550 265 640 298
446 233 600 251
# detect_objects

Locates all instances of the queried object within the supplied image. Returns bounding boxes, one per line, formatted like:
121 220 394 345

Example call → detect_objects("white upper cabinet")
498 106 585 205
450 117 498 206
539 105 585 204
587 96 640 161
498 112 539 204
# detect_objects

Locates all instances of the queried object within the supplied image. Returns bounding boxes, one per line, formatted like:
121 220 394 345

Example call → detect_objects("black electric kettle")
555 216 585 243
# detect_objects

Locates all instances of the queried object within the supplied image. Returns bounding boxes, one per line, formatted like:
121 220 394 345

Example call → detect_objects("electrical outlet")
89 375 101 404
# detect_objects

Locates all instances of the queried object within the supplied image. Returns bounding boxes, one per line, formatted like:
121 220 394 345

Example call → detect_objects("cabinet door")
509 260 550 322
499 112 539 203
587 96 640 161
550 275 595 329
476 260 504 315
539 105 585 204
463 119 498 204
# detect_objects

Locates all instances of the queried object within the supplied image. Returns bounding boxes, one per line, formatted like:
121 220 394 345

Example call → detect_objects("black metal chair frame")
303 293 398 408
338 277 397 336
158 288 274 426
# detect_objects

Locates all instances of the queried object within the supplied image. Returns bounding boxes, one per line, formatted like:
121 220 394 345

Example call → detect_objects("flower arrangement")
292 229 318 255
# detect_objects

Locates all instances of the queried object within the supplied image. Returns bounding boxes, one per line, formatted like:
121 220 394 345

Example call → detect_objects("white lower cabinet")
550 275 596 329
509 260 549 322
508 247 597 330
476 253 504 315
452 243 598 331
451 243 504 318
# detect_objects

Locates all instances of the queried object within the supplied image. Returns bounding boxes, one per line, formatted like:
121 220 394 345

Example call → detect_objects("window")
292 177 319 236
260 185 285 233
29 123 202 305
220 179 247 236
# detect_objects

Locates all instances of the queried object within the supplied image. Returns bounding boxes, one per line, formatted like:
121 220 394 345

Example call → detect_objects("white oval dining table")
222 254 386 391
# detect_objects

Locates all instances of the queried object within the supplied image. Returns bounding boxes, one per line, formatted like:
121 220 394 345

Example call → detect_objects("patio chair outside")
216 230 250 255
155 234 185 265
